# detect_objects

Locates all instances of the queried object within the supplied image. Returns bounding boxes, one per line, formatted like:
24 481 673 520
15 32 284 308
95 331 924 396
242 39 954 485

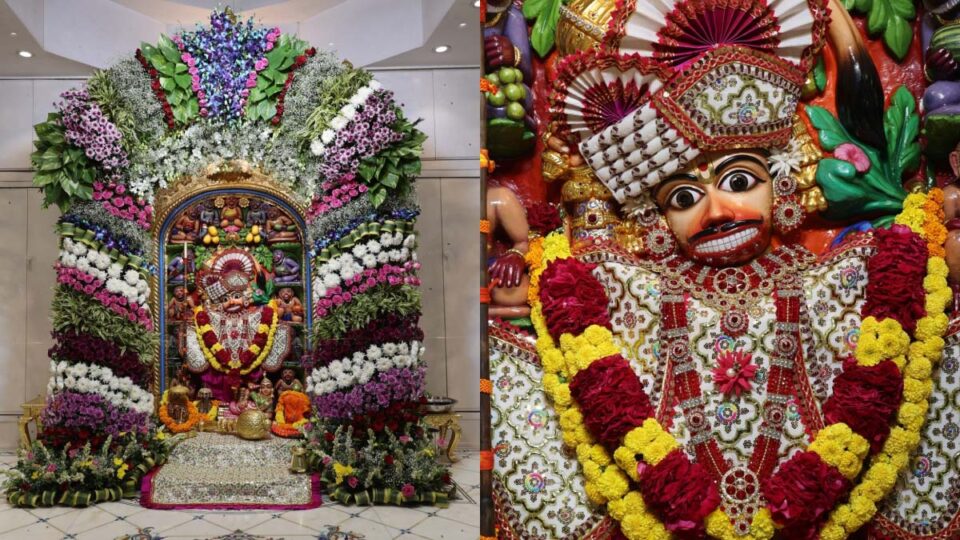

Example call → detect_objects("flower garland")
272 390 311 437
157 397 202 434
59 238 150 308
528 190 949 539
134 49 176 130
193 299 278 375
49 330 149 387
315 263 421 317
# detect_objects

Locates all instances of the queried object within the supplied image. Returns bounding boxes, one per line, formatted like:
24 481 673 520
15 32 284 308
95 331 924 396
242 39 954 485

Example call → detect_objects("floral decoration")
193 300 278 375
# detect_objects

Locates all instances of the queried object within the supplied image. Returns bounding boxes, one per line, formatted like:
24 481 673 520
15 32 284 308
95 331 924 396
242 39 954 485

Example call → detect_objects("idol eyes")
718 171 760 193
666 186 704 210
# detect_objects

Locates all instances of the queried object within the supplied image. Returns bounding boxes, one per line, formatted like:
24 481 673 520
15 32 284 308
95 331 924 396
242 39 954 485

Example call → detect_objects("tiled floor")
0 450 479 540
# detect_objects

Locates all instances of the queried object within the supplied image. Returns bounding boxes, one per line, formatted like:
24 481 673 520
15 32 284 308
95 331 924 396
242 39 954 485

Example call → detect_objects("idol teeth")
694 228 759 255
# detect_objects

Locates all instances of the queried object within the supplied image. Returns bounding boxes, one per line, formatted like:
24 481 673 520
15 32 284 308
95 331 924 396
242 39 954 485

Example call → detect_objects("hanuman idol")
489 0 960 539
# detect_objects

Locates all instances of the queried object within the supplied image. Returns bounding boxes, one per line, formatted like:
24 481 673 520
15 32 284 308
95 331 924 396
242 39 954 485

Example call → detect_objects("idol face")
654 151 773 266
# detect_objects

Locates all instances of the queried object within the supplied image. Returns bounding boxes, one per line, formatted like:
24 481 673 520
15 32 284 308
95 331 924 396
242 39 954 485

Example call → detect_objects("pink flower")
114 184 125 194
712 350 757 397
245 78 257 88
347 476 359 488
189 67 199 76
265 42 274 51
180 53 192 63
834 143 871 173
400 483 415 498
399 435 411 443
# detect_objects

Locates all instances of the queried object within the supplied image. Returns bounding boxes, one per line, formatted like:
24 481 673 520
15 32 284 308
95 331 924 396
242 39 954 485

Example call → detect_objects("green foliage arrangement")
358 114 426 208
247 34 310 122
31 114 98 212
810 86 919 226
140 35 199 125
312 284 421 340
299 68 373 145
51 287 158 359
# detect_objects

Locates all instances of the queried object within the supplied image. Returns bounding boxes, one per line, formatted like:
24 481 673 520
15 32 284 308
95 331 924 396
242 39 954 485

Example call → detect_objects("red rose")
295 55 307 66
202 331 218 348
196 311 210 325
526 201 562 235
822 358 903 453
324 432 335 442
864 225 928 333
151 80 161 91
569 355 654 448
764 451 851 538
639 450 720 535
385 455 394 465
253 333 268 348
538 258 611 338
215 349 231 365
306 47 317 56
271 116 281 125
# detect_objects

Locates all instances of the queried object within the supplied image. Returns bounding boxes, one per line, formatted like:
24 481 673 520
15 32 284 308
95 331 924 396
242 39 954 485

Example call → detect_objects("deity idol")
181 249 292 401
492 1 960 539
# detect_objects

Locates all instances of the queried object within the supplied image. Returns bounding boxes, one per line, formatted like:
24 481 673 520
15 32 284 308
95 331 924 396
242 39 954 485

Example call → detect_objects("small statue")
250 376 275 415
166 384 191 424
226 386 258 418
166 248 195 285
167 285 195 321
272 250 301 285
195 387 216 416
276 287 304 322
275 368 304 394
219 196 244 232
245 200 268 228
169 207 201 243
198 203 219 230
265 208 299 244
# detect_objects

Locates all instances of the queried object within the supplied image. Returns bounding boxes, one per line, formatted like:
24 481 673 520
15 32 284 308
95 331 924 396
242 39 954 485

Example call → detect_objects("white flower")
330 115 349 130
376 357 393 371
323 273 341 288
352 244 368 258
398 343 410 355
362 254 377 268
71 242 87 257
64 376 77 388
316 367 329 380
368 80 382 90
321 129 335 144
349 92 366 106
310 139 325 156
367 241 382 254
62 253 77 267
259 129 272 142
402 234 416 248
383 343 398 355
76 258 91 273
124 269 140 286
107 264 122 278
768 139 803 179
376 252 390 265
367 345 382 360
327 257 343 272
357 86 373 100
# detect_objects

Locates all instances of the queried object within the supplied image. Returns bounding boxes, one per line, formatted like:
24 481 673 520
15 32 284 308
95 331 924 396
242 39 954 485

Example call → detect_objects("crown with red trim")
198 249 257 304
551 0 828 210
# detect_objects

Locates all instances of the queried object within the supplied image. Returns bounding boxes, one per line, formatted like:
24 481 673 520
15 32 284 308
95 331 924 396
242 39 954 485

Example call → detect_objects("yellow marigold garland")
529 189 949 540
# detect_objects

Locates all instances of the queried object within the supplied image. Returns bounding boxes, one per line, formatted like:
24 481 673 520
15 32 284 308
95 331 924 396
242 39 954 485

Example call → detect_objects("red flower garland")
526 201 562 235
569 355 654 448
864 225 928 334
822 358 904 453
195 304 274 373
538 257 611 338
135 49 176 130
639 449 721 537
762 451 852 539
272 47 316 125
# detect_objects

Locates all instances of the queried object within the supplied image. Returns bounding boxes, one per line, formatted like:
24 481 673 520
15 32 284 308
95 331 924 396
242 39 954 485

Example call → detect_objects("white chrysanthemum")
327 257 343 272
330 115 348 130
367 240 382 254
398 343 410 355
376 357 393 371
376 252 390 265
340 104 357 120
357 86 373 100
76 257 91 272
382 342 398 356
323 273 341 288
352 244 368 258
402 234 416 248
367 345 383 360
335 373 353 388
349 92 366 106
62 253 78 267
95 252 111 270
321 129 336 144
124 269 140 286
369 80 382 90
310 139 325 156
107 264 123 278
71 242 88 256
362 254 377 268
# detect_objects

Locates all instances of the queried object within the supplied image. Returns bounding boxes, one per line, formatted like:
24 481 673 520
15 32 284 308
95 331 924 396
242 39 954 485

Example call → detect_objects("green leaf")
265 85 282 97
175 63 188 74
369 187 388 208
889 0 915 18
381 171 400 189
248 87 266 103
279 55 295 71
813 55 827 92
806 106 851 150
154 59 175 76
173 73 192 88
159 76 175 92
529 0 563 57
167 91 182 106
157 35 181 64
866 0 887 34
522 0 548 18
855 0 872 13
257 100 276 120
884 86 920 181
185 97 199 118
883 15 912 60
842 0 855 8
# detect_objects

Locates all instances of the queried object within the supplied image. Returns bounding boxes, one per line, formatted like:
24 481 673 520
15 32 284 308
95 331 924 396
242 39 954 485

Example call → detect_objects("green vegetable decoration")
841 0 916 61
485 67 536 158
523 0 567 58
810 86 920 227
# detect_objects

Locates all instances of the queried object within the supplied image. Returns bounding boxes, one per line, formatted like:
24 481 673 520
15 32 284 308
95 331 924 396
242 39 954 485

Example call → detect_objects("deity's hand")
542 134 585 182
942 183 960 284
489 251 526 289
485 35 515 70
927 48 960 82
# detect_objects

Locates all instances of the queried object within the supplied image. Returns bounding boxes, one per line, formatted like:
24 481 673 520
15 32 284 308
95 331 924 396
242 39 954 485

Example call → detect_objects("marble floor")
0 450 479 540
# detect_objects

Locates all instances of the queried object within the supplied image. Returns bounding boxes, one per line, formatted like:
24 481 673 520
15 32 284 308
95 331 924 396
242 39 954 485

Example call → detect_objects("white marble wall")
0 67 480 450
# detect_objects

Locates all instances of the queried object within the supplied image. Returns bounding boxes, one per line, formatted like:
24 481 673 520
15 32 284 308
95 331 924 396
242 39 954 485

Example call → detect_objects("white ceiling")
0 0 479 77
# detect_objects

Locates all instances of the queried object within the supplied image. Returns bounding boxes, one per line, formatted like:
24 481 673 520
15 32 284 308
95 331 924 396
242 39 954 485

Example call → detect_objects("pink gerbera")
712 350 757 397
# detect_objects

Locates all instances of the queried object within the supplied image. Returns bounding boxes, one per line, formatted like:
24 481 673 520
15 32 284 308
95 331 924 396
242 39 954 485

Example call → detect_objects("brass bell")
290 446 308 474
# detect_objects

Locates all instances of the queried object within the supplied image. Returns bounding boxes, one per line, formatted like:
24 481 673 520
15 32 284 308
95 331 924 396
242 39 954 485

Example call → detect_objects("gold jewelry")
513 45 522 67
503 248 525 258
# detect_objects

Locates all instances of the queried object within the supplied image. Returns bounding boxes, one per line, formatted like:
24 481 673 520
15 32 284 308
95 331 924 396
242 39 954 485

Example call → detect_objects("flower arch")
10 8 449 509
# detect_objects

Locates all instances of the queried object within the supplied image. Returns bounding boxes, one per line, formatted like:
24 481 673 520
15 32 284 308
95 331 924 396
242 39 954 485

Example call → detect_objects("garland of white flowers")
309 80 383 157
305 340 423 395
59 238 150 310
48 361 155 414
312 231 416 301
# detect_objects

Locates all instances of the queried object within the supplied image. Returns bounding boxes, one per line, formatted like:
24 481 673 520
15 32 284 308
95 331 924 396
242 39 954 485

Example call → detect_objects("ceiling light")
459 22 467 27
9 32 17 37
473 0 480 6
434 45 450 53
328 42 334 46
18 50 32 58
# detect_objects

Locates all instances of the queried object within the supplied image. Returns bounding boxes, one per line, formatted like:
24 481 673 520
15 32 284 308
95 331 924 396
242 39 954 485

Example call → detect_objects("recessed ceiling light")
328 42 334 46
473 0 480 6
459 22 467 27
18 50 32 58
9 32 17 37
434 45 450 53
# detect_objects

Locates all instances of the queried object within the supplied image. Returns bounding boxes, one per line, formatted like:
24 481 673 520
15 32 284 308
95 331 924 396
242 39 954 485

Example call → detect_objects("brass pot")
236 409 270 440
